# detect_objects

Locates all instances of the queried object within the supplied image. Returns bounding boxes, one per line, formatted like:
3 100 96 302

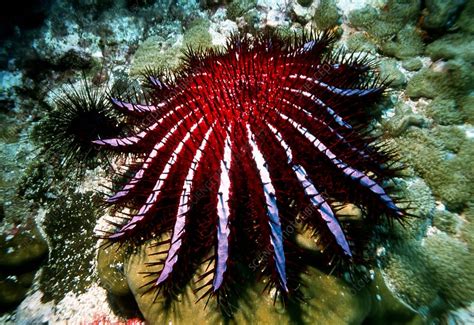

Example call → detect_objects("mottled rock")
291 1 315 24
0 0 52 39
0 271 35 307
125 0 156 10
0 211 45 310
227 0 257 20
54 49 94 71
0 223 48 270
348 1 421 41
402 58 423 71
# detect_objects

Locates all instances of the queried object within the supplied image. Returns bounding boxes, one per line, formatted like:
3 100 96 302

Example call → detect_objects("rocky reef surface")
0 0 473 324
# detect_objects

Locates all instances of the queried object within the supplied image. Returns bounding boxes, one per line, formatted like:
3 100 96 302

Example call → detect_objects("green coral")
384 213 474 317
345 32 378 53
426 34 474 63
313 0 341 30
430 126 467 153
461 203 474 245
130 19 212 77
425 98 464 126
384 244 438 309
348 0 421 40
348 0 422 58
460 95 474 124
455 0 474 35
383 233 474 319
383 102 428 137
380 25 424 59
183 18 212 49
378 58 406 88
129 36 183 77
394 126 472 211
422 0 467 31
297 0 313 7
389 178 434 241
424 232 474 308
406 60 473 100
432 209 462 235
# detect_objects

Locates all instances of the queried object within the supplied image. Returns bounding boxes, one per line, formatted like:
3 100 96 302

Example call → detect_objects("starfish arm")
247 125 288 292
278 97 371 160
156 125 215 285
280 112 402 216
109 117 207 240
106 110 199 203
212 133 233 291
267 123 352 257
283 86 353 129
93 100 194 149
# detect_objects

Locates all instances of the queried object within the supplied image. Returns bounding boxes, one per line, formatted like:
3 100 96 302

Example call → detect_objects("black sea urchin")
36 80 125 174
95 31 406 302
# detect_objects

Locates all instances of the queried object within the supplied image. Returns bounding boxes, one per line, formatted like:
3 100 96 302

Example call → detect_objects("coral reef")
348 0 422 58
312 0 340 30
1 0 473 323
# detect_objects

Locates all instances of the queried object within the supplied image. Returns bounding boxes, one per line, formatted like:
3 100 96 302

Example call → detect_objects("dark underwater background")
0 0 473 324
